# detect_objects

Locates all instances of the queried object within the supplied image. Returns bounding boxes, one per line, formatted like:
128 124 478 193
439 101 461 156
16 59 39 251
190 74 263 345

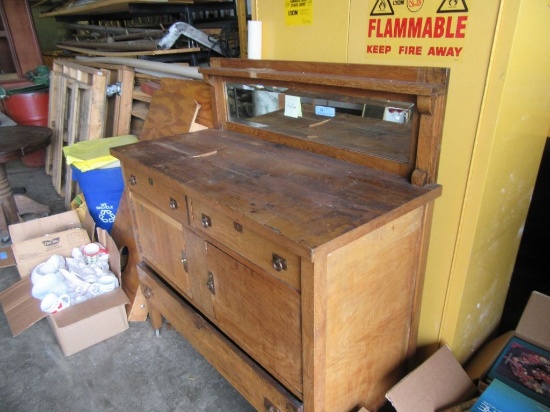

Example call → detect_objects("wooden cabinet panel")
131 193 191 297
137 262 303 412
206 242 303 395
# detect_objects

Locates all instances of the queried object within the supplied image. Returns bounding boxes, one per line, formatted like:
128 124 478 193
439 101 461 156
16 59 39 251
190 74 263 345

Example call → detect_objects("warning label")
285 0 313 25
366 0 468 59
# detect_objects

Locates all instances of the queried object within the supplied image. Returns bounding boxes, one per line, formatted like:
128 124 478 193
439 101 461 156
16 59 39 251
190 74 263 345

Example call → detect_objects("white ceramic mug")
40 293 71 314
82 243 107 265
31 272 66 300
98 275 119 293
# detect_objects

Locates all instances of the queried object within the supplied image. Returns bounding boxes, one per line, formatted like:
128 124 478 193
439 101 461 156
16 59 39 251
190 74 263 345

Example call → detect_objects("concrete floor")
0 160 254 412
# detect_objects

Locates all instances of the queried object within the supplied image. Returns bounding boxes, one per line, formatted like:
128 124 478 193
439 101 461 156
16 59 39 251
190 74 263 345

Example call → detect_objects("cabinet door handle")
129 175 137 186
272 253 287 272
201 213 212 228
170 198 178 210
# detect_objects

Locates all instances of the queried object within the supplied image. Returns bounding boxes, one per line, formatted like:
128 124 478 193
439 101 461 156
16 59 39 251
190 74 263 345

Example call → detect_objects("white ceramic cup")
31 273 65 300
98 275 119 293
40 293 71 314
83 243 107 265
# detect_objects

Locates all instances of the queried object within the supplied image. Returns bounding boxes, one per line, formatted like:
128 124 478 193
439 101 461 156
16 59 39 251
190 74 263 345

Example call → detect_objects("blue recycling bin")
71 166 124 233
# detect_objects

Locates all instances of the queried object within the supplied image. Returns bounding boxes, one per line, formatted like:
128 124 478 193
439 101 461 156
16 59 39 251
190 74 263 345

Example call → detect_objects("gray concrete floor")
0 160 254 412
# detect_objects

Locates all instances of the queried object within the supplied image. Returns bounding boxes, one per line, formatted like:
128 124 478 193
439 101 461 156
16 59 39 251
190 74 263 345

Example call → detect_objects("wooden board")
159 77 215 128
139 87 200 141
41 0 194 17
110 191 148 321
56 45 201 57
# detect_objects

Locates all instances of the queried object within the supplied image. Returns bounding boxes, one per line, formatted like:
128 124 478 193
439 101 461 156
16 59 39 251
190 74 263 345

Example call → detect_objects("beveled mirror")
200 59 449 186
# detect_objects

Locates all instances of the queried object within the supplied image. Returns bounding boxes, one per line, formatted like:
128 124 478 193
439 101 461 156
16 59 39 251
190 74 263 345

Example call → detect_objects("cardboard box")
0 211 129 356
385 291 550 412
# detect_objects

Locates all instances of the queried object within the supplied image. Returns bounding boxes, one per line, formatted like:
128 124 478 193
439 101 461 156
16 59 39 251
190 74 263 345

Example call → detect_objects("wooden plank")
40 0 194 17
159 77 215 128
56 45 201 57
139 87 200 141
110 192 148 321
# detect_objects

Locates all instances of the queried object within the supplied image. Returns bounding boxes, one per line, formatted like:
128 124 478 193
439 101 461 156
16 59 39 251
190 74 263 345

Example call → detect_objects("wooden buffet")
111 58 449 412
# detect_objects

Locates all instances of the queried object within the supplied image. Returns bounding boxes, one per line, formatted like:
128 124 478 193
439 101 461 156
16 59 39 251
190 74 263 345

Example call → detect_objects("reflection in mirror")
225 83 416 164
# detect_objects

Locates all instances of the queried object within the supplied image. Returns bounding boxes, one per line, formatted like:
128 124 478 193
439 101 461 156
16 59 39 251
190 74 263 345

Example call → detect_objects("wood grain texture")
159 78 215 128
138 263 303 412
109 191 148 321
112 130 441 259
139 90 199 141
202 58 449 185
114 60 449 411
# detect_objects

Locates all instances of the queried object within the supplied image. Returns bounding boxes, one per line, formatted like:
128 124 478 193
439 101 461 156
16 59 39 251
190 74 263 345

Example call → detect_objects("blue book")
471 379 550 412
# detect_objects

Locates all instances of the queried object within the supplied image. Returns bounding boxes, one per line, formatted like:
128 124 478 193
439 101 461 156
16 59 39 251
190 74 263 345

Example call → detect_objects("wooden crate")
46 60 109 203
46 59 134 206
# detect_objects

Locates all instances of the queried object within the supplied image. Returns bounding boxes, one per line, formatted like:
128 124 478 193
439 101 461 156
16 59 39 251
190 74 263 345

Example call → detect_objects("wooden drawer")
205 242 303 396
123 164 188 223
138 262 303 412
190 198 301 291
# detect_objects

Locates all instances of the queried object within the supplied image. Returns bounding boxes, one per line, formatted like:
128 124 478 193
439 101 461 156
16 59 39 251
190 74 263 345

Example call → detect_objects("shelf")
56 44 201 57
40 0 196 18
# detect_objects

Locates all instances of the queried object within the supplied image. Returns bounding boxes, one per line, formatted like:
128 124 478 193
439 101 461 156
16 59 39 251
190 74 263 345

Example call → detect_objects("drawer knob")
129 175 137 186
148 177 154 186
272 253 287 272
170 198 178 210
201 213 212 228
264 399 281 412
143 286 153 299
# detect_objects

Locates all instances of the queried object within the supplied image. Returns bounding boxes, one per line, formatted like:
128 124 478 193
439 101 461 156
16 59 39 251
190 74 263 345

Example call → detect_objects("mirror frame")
200 58 449 187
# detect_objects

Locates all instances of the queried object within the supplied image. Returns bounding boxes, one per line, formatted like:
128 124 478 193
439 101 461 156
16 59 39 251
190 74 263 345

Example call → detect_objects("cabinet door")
205 242 303 396
131 193 192 298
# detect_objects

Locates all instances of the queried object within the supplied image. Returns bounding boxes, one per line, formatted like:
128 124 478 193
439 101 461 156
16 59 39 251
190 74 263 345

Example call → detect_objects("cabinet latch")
206 271 216 294
180 250 188 272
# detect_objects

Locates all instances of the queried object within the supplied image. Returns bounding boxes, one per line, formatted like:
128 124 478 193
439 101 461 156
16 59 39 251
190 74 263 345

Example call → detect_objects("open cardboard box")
0 210 129 356
385 291 550 412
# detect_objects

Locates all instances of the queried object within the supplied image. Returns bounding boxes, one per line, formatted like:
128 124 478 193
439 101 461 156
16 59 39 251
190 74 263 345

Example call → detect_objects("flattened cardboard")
9 210 81 243
0 276 45 336
386 346 478 412
0 247 15 268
